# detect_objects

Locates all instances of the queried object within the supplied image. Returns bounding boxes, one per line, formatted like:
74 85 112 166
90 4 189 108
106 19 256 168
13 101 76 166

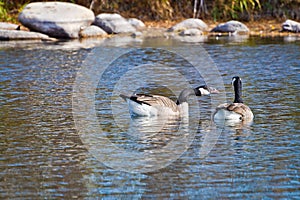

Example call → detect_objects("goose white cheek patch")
231 78 236 85
199 87 210 95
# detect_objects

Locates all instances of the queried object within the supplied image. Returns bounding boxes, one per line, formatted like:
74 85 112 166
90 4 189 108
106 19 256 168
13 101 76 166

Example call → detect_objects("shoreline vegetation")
0 0 300 22
0 0 299 39
1 0 300 23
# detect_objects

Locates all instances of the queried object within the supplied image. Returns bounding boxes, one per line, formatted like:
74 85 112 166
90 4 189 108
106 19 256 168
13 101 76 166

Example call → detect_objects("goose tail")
119 94 130 101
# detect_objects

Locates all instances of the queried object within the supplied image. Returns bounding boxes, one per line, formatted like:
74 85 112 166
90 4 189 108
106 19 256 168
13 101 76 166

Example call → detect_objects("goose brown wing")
133 94 178 112
226 103 252 119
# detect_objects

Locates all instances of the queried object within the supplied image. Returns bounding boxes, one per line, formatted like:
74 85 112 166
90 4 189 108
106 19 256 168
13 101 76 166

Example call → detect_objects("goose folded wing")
226 103 250 118
132 94 178 112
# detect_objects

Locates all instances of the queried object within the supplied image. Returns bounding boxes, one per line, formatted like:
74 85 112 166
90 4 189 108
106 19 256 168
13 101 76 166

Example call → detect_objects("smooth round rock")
211 20 249 33
79 25 108 38
18 2 95 38
282 19 300 33
127 18 146 30
94 13 136 34
0 22 19 30
179 28 203 36
168 18 208 32
0 30 50 40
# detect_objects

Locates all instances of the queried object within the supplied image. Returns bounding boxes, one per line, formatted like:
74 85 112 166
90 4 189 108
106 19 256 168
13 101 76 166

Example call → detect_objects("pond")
1 36 299 199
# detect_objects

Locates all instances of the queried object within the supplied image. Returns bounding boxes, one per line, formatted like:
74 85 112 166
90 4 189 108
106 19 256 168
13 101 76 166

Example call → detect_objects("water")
0 36 299 199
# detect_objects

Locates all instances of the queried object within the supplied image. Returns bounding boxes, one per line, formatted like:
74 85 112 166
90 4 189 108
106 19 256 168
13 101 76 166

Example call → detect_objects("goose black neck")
176 88 195 105
233 80 243 103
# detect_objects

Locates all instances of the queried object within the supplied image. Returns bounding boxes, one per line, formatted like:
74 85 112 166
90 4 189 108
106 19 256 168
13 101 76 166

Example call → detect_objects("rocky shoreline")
0 2 299 42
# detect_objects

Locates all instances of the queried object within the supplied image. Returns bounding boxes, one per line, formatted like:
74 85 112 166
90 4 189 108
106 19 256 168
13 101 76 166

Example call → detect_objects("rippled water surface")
1 37 299 199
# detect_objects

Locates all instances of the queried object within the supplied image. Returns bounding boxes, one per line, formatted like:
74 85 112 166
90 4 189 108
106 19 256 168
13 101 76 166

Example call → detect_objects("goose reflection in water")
214 117 253 129
126 115 190 151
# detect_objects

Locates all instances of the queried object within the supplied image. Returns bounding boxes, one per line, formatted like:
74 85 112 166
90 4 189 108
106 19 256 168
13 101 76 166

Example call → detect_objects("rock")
140 27 168 38
211 20 249 33
282 19 300 33
168 18 208 32
18 2 94 38
179 28 203 36
0 30 51 40
127 18 146 30
0 22 19 30
79 25 108 38
94 13 136 34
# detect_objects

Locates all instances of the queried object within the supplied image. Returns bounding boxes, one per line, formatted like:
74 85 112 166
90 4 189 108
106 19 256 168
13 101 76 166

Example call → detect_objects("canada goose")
120 85 219 117
213 76 253 122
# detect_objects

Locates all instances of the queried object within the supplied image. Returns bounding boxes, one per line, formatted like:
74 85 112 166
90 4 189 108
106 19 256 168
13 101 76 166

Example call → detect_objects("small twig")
193 0 198 18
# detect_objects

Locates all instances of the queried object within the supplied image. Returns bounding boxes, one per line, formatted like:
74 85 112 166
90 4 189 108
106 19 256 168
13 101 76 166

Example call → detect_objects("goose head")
194 85 220 96
176 85 219 105
231 76 242 86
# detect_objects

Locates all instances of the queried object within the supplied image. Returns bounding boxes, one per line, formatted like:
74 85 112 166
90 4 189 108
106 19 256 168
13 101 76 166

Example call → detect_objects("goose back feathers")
120 93 180 116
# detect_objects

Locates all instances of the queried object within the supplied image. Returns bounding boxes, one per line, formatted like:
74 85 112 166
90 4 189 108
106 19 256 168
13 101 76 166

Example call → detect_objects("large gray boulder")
282 19 300 33
168 18 208 32
18 2 94 38
93 13 136 34
0 30 51 40
211 20 249 33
